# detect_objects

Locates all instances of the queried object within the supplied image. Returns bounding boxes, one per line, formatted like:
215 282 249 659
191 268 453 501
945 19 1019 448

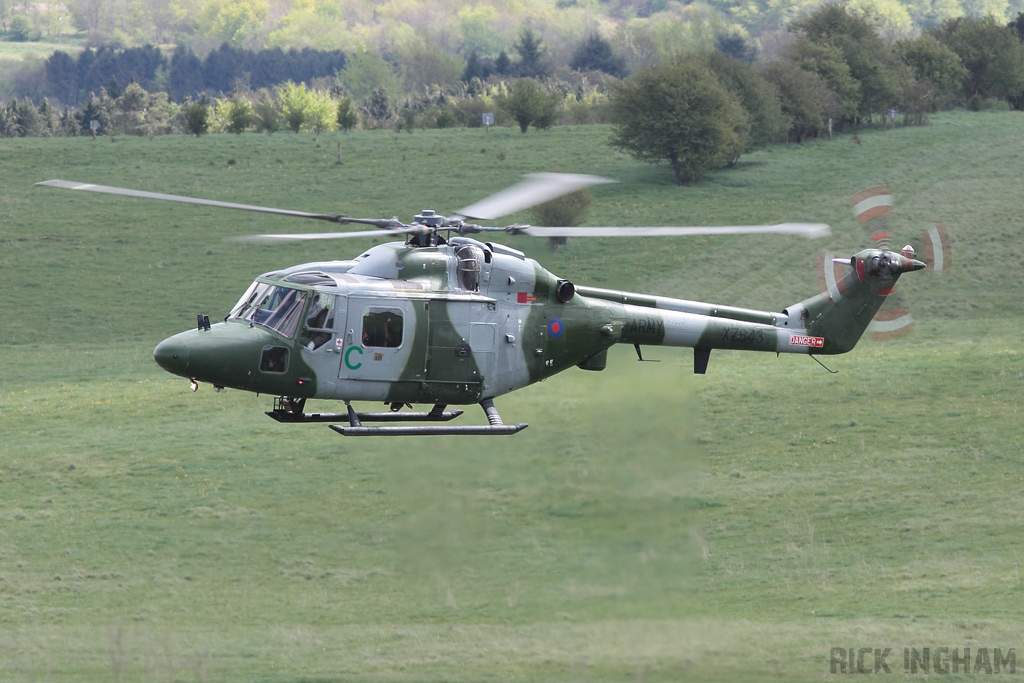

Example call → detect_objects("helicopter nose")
154 337 190 376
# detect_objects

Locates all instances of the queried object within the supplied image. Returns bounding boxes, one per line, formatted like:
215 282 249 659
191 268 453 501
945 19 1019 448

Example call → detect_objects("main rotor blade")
517 223 832 239
234 226 428 244
35 179 386 226
456 172 616 221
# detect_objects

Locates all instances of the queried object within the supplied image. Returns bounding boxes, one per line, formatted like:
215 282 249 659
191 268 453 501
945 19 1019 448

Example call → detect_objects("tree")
252 89 280 133
4 98 46 137
337 51 401 102
494 51 512 75
106 75 123 99
306 89 336 135
792 4 913 121
36 99 58 137
608 60 748 185
278 81 310 132
715 33 757 63
202 43 245 94
224 95 255 133
9 14 32 41
461 51 492 82
360 87 391 128
513 27 549 78
929 15 1024 106
895 35 967 109
570 33 627 77
706 51 789 152
197 0 269 47
114 81 149 134
57 107 80 137
147 0 199 44
784 38 861 122
182 96 210 136
336 94 357 131
496 78 559 133
1011 12 1024 41
75 92 113 135
459 5 504 58
68 0 111 39
138 90 177 136
759 59 838 142
44 51 79 106
399 42 463 92
252 46 288 88
169 46 204 101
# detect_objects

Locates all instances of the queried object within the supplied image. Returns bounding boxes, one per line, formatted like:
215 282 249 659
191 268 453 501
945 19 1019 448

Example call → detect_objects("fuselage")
153 238 923 404
155 237 605 404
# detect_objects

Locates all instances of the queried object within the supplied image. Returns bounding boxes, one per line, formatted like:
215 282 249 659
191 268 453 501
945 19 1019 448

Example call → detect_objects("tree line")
4 7 1024 187
25 27 605 107
608 7 1024 183
35 43 347 106
4 0 1022 60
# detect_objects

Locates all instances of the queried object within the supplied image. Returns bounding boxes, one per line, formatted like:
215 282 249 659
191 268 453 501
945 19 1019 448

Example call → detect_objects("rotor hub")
415 209 445 228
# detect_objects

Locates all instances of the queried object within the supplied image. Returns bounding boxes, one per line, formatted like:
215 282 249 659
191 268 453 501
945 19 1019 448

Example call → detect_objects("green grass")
0 37 83 62
2 113 1024 680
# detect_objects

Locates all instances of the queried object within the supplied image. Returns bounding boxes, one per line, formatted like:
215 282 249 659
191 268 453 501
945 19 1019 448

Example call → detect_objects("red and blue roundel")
548 317 564 338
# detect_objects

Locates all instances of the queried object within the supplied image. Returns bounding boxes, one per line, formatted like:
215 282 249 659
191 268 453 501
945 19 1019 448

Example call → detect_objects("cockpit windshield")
228 282 308 338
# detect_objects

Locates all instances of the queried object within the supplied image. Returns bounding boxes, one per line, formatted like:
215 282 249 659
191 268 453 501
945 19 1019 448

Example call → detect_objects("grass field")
1 113 1023 681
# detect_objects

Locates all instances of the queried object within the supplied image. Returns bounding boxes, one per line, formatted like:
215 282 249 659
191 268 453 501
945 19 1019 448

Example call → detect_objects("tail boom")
579 247 925 368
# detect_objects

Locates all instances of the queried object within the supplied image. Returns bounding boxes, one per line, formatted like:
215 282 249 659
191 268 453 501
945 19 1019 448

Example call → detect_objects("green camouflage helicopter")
38 174 925 436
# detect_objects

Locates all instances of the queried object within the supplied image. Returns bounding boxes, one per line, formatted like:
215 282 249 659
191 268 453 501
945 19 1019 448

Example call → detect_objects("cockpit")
228 282 308 338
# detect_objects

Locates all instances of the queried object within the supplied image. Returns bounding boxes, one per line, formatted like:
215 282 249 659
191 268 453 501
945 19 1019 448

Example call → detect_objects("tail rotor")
817 185 952 342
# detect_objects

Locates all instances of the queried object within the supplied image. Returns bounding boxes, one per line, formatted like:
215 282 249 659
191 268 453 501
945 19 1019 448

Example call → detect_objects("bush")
496 78 559 133
253 91 281 134
452 97 493 128
336 95 357 132
225 96 255 134
425 104 458 129
182 97 210 136
279 82 311 133
9 16 34 42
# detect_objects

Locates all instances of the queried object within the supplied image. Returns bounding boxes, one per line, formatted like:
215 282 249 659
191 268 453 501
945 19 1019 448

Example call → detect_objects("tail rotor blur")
817 185 952 341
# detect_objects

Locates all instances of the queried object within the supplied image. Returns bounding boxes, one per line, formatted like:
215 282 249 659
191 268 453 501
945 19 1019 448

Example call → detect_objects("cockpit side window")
361 307 403 348
299 293 336 351
229 281 264 320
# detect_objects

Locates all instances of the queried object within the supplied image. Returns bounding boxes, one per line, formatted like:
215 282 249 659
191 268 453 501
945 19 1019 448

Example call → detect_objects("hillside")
5 0 1024 66
0 112 1022 680
2 110 1021 344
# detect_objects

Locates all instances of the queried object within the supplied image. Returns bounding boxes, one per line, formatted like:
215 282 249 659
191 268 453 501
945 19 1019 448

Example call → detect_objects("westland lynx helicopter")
38 174 925 436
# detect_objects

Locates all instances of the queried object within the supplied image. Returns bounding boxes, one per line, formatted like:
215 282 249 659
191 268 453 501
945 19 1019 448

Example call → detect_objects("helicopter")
37 174 925 436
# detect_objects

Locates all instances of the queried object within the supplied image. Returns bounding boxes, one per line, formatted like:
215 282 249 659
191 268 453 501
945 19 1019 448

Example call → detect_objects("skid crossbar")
265 398 527 436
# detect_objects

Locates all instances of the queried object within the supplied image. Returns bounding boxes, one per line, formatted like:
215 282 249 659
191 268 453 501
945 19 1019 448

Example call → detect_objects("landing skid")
265 397 527 436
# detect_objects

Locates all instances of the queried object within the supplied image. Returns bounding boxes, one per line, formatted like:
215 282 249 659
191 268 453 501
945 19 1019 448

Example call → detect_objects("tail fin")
779 248 926 354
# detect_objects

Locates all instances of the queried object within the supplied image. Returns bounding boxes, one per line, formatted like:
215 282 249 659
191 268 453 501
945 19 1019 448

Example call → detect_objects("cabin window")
260 346 289 373
361 307 403 348
299 293 336 351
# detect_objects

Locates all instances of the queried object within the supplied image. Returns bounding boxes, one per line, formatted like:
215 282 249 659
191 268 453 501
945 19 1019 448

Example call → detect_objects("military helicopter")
37 174 925 436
